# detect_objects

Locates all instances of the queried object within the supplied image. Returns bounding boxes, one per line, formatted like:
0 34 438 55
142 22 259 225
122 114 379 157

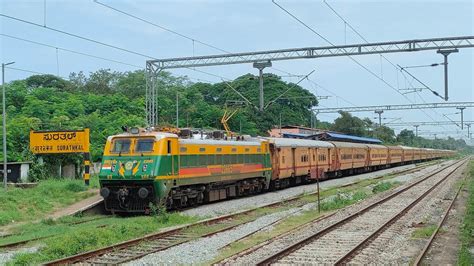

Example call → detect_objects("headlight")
100 187 110 198
138 187 149 199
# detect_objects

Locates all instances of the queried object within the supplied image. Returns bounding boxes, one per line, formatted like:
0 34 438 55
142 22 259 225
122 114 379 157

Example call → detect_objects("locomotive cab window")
111 139 131 153
135 138 154 152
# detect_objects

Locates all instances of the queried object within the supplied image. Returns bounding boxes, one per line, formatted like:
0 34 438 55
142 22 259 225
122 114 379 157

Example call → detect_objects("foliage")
411 225 437 239
0 179 93 226
372 181 395 194
0 69 471 180
1 70 318 176
458 160 474 264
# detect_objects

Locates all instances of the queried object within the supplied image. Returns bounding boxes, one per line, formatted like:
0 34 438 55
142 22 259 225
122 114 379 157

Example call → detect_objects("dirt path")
422 182 469 264
46 189 102 219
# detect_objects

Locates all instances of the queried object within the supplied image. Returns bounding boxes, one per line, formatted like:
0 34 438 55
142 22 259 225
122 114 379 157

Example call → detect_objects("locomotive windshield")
135 138 154 152
111 138 131 153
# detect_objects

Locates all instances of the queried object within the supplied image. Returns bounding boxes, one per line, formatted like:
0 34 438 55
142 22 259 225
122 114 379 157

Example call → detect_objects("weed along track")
43 188 328 265
219 158 467 265
39 161 445 265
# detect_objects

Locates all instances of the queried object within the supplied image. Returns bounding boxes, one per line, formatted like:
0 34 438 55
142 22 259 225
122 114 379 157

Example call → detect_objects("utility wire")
273 0 440 126
322 0 450 129
6 66 68 79
1 33 143 68
93 0 294 79
0 13 154 58
0 12 234 84
93 0 230 54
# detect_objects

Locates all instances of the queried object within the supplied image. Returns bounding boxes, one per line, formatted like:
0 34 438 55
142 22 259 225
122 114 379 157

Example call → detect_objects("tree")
331 111 367 136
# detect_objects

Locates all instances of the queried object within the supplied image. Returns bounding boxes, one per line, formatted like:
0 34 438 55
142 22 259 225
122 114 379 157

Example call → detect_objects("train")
98 128 455 213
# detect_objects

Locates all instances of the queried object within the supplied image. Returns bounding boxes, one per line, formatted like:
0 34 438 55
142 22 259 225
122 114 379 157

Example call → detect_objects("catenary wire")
1 33 143 69
272 0 442 128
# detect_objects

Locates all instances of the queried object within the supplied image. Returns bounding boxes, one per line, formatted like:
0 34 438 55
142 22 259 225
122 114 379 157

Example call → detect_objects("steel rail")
43 161 436 265
216 162 436 264
334 159 467 265
413 160 470 266
255 159 464 265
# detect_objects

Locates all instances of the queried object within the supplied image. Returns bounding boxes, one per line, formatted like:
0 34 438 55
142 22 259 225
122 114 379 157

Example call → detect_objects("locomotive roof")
179 138 263 146
266 137 334 148
107 131 178 141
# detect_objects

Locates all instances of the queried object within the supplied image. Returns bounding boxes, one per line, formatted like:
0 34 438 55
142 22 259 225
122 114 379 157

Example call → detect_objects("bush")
372 182 394 194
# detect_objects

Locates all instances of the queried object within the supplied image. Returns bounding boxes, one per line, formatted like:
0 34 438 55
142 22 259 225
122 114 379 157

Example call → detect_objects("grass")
0 179 96 226
458 159 474 265
411 225 437 239
7 212 198 265
372 181 398 194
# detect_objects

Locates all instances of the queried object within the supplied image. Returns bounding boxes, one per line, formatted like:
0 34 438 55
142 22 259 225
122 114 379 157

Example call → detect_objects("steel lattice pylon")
145 36 474 126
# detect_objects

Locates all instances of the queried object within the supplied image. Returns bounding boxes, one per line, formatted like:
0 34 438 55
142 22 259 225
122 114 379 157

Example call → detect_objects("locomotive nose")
100 187 110 198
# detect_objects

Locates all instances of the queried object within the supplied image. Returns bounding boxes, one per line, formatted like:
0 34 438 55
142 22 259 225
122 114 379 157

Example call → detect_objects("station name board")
30 129 90 154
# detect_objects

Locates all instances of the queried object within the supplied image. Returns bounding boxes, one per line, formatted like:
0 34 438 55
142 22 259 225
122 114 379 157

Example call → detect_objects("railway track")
413 161 469 265
250 158 467 265
218 158 462 265
41 162 436 265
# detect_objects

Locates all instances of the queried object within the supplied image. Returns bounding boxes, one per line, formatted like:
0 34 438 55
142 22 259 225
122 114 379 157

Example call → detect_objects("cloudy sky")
1 0 473 141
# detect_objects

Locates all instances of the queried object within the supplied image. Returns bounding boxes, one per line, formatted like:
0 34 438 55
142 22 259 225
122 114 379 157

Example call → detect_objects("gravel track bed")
127 208 304 265
224 160 454 265
0 246 38 265
350 161 467 264
274 161 459 265
182 164 420 218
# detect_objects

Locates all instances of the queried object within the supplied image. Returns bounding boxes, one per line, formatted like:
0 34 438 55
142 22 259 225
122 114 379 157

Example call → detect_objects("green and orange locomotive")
99 128 272 213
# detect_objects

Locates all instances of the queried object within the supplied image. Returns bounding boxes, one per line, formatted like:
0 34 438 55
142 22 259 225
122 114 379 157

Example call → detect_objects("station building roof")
282 131 382 144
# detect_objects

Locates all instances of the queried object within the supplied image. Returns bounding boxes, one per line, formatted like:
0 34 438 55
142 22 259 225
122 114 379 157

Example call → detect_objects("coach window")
282 156 285 164
111 139 131 153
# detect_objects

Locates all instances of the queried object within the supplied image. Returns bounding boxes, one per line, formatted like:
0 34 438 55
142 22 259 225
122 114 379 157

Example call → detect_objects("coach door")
291 146 297 177
270 143 279 179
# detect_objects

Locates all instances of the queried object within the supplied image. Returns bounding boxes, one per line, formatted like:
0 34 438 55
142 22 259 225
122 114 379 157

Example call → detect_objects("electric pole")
437 49 458 101
414 125 419 137
2 62 14 190
253 61 272 112
457 107 466 129
176 91 179 128
466 123 471 138
374 110 384 127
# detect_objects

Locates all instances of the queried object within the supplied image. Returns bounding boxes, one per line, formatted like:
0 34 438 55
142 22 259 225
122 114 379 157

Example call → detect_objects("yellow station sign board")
30 129 90 154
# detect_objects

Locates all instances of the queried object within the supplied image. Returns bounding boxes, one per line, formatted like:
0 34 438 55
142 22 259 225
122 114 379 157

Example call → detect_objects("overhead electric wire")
92 0 296 80
272 0 443 129
6 66 68 79
0 11 236 85
93 0 230 54
1 33 143 69
0 13 154 59
323 0 439 98
322 0 452 130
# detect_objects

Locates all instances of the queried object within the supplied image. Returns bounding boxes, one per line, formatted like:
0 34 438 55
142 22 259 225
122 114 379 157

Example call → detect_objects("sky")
1 0 473 142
